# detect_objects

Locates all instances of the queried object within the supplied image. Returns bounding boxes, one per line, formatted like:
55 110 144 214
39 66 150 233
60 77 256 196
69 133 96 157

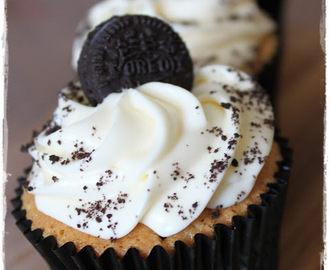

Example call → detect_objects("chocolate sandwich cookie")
78 15 194 106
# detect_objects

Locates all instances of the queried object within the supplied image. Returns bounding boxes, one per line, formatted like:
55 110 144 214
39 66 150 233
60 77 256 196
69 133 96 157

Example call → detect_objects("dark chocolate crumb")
63 105 74 114
231 159 239 167
61 158 70 165
227 139 237 150
206 126 223 137
250 122 261 128
167 193 178 201
49 154 60 164
45 124 61 136
110 237 117 243
22 180 29 189
221 102 231 109
96 217 102 223
117 198 125 204
264 118 275 128
211 211 220 219
230 96 237 102
20 142 34 153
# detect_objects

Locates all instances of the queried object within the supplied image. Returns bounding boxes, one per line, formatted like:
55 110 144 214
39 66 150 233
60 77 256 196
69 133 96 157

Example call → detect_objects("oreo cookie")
78 15 194 105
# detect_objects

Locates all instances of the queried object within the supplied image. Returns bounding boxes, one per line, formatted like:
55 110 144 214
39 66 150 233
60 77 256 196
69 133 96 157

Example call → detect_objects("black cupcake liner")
255 0 285 107
258 0 284 23
11 135 292 270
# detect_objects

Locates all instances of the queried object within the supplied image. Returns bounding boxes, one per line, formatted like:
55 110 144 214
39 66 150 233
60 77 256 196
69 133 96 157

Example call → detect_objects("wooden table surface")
5 0 324 269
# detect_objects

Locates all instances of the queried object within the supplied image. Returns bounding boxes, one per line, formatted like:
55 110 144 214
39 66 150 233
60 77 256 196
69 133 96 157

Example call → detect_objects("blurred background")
5 0 324 269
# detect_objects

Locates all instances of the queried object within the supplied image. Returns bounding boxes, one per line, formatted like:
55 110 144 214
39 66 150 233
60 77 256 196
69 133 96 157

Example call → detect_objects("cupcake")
71 0 278 75
13 15 291 270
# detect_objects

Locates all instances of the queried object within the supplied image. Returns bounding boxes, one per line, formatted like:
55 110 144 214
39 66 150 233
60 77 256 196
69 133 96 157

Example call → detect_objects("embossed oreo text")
78 15 193 105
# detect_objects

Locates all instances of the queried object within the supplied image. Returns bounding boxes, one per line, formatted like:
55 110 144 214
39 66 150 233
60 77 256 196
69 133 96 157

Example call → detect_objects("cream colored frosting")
27 65 274 239
72 0 276 71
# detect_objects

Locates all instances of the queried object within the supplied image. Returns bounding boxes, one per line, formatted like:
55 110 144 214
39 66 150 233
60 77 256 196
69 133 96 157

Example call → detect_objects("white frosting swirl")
72 0 276 71
27 65 274 239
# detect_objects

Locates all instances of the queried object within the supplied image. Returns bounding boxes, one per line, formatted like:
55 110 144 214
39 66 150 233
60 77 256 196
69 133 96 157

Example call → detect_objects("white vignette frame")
324 0 329 269
0 1 327 270
1 0 7 269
